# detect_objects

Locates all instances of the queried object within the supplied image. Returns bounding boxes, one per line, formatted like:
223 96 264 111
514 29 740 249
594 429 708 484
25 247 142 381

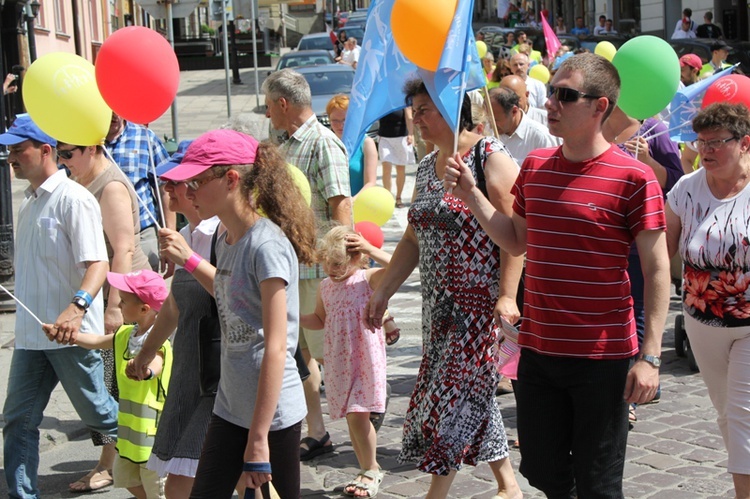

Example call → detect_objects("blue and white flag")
342 0 484 164
669 64 737 143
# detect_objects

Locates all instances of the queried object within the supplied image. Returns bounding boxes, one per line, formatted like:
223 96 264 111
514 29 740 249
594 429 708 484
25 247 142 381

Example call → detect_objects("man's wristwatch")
71 296 89 312
638 354 661 368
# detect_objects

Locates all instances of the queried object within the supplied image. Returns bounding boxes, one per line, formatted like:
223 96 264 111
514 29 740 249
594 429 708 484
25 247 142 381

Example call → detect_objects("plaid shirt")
105 122 170 231
280 115 350 279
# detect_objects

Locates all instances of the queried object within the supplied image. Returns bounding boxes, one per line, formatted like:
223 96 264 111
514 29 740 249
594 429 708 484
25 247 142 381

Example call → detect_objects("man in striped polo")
444 53 671 498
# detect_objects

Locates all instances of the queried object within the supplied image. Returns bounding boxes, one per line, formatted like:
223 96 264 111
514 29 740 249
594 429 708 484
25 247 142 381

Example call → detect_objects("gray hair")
261 69 312 107
488 87 520 114
220 114 266 138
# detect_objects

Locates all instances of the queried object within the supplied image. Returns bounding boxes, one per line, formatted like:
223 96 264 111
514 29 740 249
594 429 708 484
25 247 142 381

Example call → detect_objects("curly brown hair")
693 103 750 138
241 142 317 265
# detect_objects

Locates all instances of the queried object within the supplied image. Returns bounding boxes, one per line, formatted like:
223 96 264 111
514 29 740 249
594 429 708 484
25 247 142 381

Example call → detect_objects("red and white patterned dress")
321 269 387 419
399 137 512 476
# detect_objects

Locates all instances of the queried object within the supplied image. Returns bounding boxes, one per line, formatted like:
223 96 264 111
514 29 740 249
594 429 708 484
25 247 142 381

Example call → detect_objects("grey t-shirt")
213 217 306 430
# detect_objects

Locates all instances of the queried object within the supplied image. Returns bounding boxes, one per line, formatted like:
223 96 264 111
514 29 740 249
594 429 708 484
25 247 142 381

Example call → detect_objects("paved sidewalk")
0 67 737 498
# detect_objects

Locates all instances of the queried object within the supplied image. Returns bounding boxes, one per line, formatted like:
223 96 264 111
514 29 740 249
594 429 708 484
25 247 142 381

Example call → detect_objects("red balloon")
95 27 180 124
702 74 750 108
354 221 384 249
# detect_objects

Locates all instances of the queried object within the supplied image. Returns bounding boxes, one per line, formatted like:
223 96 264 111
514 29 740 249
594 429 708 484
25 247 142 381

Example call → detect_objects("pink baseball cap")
680 54 703 71
159 129 259 181
107 270 168 311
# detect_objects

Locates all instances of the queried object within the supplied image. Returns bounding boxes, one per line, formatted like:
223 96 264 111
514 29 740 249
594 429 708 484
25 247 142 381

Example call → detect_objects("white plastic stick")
0 283 44 326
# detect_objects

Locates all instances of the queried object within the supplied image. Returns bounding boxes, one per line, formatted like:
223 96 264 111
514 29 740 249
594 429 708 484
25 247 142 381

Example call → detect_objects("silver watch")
638 354 661 367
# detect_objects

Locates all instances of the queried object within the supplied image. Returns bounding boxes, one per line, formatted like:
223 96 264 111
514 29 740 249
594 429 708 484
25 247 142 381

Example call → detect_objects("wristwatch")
638 354 661 368
71 296 89 312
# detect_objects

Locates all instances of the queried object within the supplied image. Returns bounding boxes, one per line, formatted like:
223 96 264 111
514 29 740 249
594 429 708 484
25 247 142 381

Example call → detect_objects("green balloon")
612 36 680 120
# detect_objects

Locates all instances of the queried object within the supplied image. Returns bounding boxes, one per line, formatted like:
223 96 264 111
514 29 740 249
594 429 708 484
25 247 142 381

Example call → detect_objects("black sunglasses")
57 148 80 160
548 86 603 103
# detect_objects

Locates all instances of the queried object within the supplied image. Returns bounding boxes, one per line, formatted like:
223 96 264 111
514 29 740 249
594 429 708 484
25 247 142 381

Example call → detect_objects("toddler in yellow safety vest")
46 269 171 499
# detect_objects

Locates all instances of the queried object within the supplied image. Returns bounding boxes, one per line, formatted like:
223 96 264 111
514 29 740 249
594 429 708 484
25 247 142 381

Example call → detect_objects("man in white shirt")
488 87 559 164
500 74 550 127
338 37 360 69
673 8 697 35
593 15 607 35
672 17 697 39
510 52 546 109
1 114 118 498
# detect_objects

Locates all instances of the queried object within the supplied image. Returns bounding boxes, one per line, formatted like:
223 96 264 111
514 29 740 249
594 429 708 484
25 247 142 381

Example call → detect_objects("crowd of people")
2 14 750 499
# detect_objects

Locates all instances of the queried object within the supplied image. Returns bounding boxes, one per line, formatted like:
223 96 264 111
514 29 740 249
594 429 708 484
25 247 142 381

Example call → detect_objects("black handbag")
198 230 222 397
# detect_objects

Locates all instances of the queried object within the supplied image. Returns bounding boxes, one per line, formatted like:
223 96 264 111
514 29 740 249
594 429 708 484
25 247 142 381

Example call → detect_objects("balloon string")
146 131 167 228
0 283 44 326
103 146 162 230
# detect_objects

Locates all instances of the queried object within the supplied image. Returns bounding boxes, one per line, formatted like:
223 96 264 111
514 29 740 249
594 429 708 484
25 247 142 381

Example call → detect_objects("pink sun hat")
106 270 168 311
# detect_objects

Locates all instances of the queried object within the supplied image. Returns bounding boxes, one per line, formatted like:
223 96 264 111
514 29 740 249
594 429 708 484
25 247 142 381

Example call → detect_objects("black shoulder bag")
198 230 222 397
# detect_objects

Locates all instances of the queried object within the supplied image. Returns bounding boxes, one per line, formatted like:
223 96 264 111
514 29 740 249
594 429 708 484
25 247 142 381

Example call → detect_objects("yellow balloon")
257 163 311 217
391 0 458 71
529 64 550 84
353 186 395 227
476 41 488 59
22 52 111 146
287 163 311 207
595 41 617 62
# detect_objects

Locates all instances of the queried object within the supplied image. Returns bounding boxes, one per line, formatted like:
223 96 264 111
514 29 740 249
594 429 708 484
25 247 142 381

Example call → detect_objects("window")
34 2 46 28
89 0 100 41
54 0 66 33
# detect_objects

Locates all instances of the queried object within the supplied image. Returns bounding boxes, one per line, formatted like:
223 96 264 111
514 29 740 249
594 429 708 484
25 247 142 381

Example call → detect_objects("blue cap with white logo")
0 114 57 147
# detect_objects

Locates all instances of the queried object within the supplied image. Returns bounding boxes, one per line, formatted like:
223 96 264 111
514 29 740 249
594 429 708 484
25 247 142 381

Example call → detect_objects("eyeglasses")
160 179 185 188
185 175 218 191
57 148 80 160
548 86 603 103
691 137 737 150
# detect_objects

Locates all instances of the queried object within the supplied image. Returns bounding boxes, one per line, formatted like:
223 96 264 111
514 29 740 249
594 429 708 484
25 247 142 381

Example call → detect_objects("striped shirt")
15 170 108 350
279 115 350 279
106 122 170 231
513 145 666 359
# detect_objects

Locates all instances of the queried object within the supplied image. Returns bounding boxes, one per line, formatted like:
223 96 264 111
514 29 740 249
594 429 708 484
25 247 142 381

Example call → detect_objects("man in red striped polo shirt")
444 53 671 498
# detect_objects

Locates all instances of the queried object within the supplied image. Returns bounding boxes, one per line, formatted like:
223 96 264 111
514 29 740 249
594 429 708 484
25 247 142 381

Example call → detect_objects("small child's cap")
106 270 168 311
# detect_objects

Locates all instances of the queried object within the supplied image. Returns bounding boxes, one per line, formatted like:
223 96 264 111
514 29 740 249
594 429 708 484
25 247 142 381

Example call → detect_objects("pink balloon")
702 74 750 108
95 27 180 124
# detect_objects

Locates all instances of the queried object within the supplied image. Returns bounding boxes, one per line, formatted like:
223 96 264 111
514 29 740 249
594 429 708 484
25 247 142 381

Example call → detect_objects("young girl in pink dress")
301 226 389 498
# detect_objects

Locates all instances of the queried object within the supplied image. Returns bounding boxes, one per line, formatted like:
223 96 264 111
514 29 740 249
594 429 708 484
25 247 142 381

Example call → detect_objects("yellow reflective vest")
113 325 172 463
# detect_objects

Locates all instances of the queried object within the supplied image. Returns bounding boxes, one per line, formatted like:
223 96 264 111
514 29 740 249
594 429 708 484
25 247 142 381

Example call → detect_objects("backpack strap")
473 138 488 198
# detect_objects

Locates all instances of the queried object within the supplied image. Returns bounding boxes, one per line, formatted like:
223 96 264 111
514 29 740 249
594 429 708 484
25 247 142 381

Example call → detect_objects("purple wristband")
183 252 203 273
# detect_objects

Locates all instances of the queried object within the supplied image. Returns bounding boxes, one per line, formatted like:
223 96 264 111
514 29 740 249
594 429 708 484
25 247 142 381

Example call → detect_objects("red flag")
327 24 338 47
541 15 561 60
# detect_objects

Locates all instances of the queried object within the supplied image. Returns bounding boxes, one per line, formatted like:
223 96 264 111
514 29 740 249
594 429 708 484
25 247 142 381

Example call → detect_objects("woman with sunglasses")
156 129 316 499
126 140 222 499
365 78 524 499
666 103 750 499
57 140 151 493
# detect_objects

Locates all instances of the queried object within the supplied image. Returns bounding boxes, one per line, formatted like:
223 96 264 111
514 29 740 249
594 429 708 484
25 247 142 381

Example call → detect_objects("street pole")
0 14 14 312
222 3 232 117
166 1 180 141
250 0 259 108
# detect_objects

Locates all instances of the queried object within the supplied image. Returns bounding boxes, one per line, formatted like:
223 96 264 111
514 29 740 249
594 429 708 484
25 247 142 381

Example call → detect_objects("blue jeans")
3 348 118 499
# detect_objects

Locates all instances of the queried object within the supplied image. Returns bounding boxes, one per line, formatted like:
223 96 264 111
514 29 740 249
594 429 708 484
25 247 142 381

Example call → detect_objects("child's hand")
346 233 374 256
42 323 61 343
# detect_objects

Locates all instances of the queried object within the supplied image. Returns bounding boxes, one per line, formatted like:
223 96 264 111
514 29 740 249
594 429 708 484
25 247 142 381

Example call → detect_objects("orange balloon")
391 0 458 71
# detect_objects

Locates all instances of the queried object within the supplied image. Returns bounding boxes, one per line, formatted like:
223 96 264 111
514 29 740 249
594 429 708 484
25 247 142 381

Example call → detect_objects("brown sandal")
69 468 113 493
383 315 401 346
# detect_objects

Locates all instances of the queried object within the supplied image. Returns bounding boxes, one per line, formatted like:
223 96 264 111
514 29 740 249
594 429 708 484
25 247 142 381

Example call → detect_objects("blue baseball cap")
0 114 57 147
156 139 193 177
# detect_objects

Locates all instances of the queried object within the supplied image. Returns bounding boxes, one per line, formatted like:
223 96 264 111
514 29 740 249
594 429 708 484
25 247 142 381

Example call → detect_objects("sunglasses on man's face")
548 86 603 103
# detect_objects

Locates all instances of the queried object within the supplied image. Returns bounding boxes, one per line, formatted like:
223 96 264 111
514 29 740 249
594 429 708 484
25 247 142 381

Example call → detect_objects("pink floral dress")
320 269 387 419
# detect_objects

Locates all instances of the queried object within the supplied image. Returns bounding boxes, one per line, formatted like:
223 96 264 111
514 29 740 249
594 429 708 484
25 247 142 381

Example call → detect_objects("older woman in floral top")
666 102 750 499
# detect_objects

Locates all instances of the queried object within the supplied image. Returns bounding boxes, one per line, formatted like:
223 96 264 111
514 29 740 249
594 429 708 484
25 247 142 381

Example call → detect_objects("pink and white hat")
106 270 168 311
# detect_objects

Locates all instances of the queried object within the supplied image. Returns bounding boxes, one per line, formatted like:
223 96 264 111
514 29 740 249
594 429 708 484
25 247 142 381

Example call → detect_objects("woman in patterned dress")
666 103 750 499
365 79 524 499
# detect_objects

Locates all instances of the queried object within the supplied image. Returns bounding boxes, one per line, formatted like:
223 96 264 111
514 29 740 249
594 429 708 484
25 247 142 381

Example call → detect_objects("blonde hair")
316 225 366 272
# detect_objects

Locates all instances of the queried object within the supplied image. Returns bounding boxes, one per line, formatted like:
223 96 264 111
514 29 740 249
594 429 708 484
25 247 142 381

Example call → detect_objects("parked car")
340 27 365 44
669 38 749 75
267 50 334 75
577 34 631 53
297 33 336 53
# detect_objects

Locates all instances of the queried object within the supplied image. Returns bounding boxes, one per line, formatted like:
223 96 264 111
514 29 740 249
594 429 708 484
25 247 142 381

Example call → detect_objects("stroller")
671 254 699 372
